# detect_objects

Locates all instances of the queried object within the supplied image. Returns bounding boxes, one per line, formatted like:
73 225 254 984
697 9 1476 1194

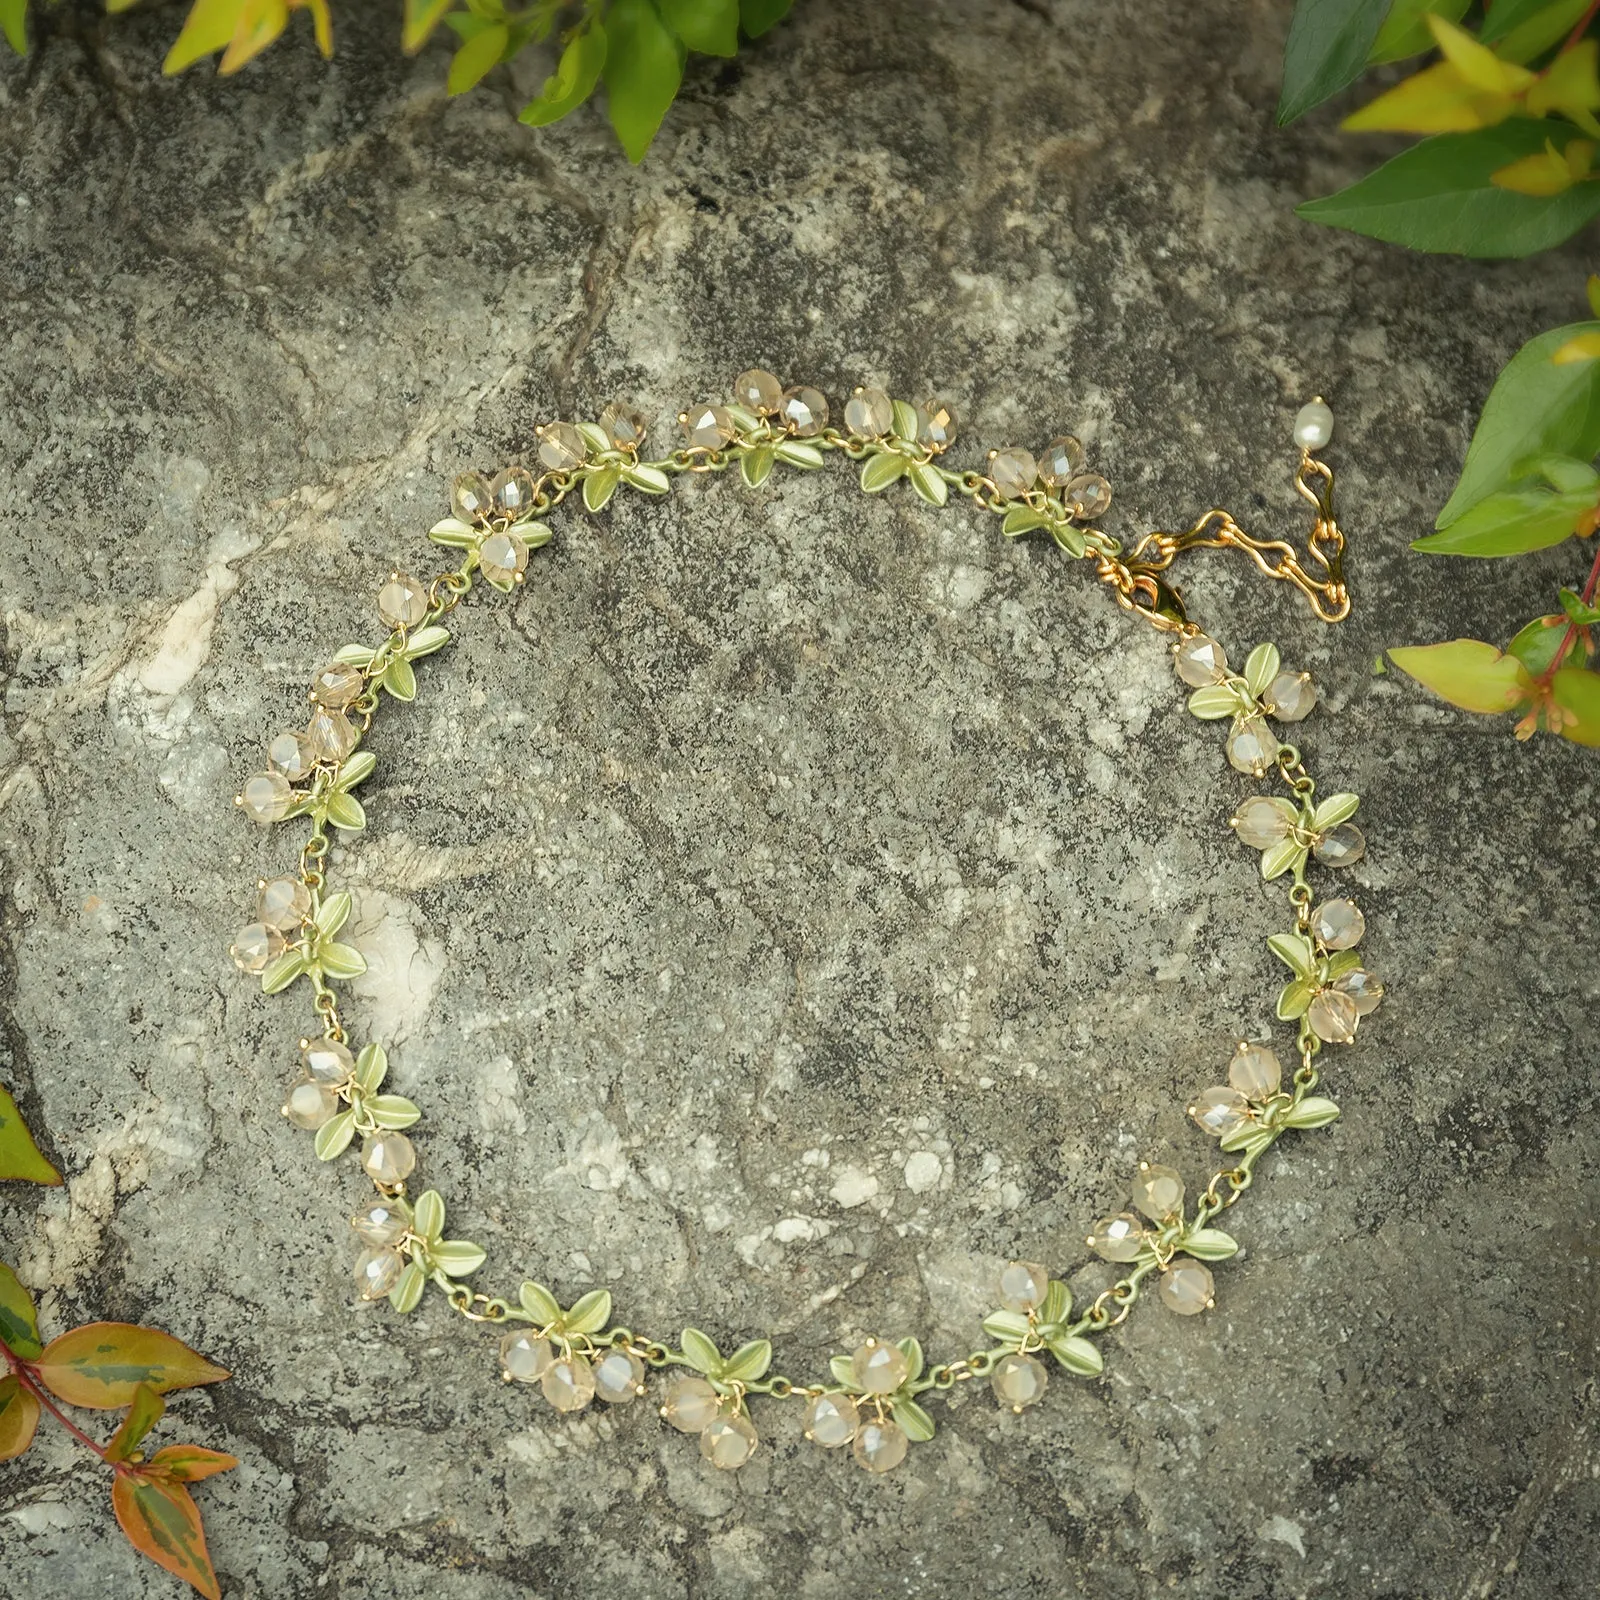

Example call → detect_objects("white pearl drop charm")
1293 400 1333 451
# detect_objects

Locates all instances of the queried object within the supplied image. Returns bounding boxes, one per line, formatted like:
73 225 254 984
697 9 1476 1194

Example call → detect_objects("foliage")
0 0 793 160
1 1088 236 1598
1283 2 1600 743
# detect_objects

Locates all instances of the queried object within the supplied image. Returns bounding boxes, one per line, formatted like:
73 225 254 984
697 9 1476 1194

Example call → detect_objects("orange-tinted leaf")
0 1084 62 1184
1387 639 1535 713
111 1471 222 1600
146 1444 240 1483
0 1375 40 1460
0 1260 43 1359
106 1383 167 1464
35 1323 229 1409
1551 665 1600 743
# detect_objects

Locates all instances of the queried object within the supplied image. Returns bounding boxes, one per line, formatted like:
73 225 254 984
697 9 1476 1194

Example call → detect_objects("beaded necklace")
230 375 1375 1474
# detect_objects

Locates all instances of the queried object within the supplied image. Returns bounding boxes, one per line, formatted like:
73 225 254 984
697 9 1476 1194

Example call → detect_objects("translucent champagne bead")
1226 718 1279 776
257 875 311 930
351 1203 410 1248
914 399 956 452
843 386 893 439
239 770 293 824
355 1247 404 1300
598 402 647 450
1264 671 1316 722
1158 1259 1214 1315
1087 1212 1145 1262
1188 1085 1251 1139
997 1261 1049 1312
850 1339 908 1395
377 571 428 631
1174 634 1227 687
1334 967 1383 1014
302 1038 355 1085
682 405 735 449
267 729 316 782
541 1354 595 1412
990 1351 1049 1410
803 1391 859 1447
1228 1042 1282 1099
594 1348 646 1404
451 471 493 523
777 386 828 437
1132 1162 1185 1223
284 1079 339 1130
1230 796 1296 849
989 447 1038 501
733 368 783 415
229 922 284 973
852 1417 908 1473
499 1331 553 1384
1313 823 1366 867
491 466 537 518
307 707 358 764
536 422 588 473
478 530 529 587
661 1376 721 1433
360 1133 416 1186
1038 435 1085 487
1064 472 1112 519
700 1411 758 1469
311 661 364 709
1307 988 1359 1044
1311 898 1364 949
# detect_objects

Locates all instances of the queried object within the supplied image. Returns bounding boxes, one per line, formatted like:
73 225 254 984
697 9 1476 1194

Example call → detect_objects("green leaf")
774 439 824 469
519 19 607 126
141 1444 236 1483
1297 123 1600 259
725 402 761 432
1282 1095 1342 1129
1268 932 1318 978
1179 1228 1240 1261
860 453 908 493
1413 486 1598 557
1187 683 1245 719
741 446 776 487
323 792 367 833
1278 975 1317 1020
1560 586 1600 626
313 1109 356 1160
721 1339 772 1382
661 0 737 55
448 22 509 94
908 462 948 506
679 1326 723 1374
583 463 622 510
828 1354 857 1389
1552 665 1600 744
389 1259 427 1314
162 0 243 73
1369 0 1468 63
1480 0 1588 48
603 0 685 161
429 1240 487 1276
1044 1333 1104 1377
0 1261 43 1359
1001 505 1050 536
1220 1123 1278 1155
367 1095 420 1130
0 0 27 55
1039 1279 1071 1326
34 1323 228 1409
890 400 920 444
1388 639 1535 713
334 751 376 791
403 0 455 53
260 949 308 995
519 1282 563 1324
429 518 479 549
621 463 671 494
1278 0 1393 124
404 625 450 662
0 1375 40 1461
897 1336 924 1383
355 1042 387 1092
1311 792 1360 829
1507 614 1572 676
1260 837 1308 882
314 890 352 938
1324 949 1364 980
382 656 418 701
1244 642 1281 699
894 1397 936 1442
412 1190 446 1243
1050 523 1088 558
316 942 367 980
0 1086 60 1185
564 1290 612 1335
1534 455 1600 494
105 1383 166 1464
333 643 376 667
522 519 555 549
111 1469 223 1600
739 0 790 36
981 1309 1032 1344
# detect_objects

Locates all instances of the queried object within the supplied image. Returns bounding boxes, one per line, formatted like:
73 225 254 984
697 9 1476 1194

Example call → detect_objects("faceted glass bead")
1132 1163 1185 1223
1064 472 1112 519
240 770 293 825
256 875 311 930
1264 670 1317 722
1294 400 1334 451
536 421 588 473
1313 823 1366 868
803 1391 860 1448
354 1247 404 1300
1189 1085 1251 1139
1333 967 1384 1015
914 399 957 452
1311 898 1365 950
997 1260 1050 1312
990 447 1039 500
377 571 428 631
479 530 530 587
1158 1259 1214 1315
541 1354 596 1413
1174 634 1228 687
1229 1042 1282 1100
1088 1213 1146 1263
311 661 364 709
852 1418 908 1473
1307 987 1360 1044
777 386 828 437
491 466 537 518
700 1411 758 1469
683 405 735 449
302 1038 355 1085
843 387 893 439
733 368 783 415
307 707 359 764
662 1377 722 1433
500 1330 553 1384
451 471 494 523
229 921 284 973
594 1348 645 1404
351 1202 410 1248
268 729 316 782
360 1132 416 1186
1039 435 1086 487
284 1079 339 1130
850 1340 909 1395
1231 796 1295 849
990 1351 1049 1410
1226 718 1280 776
598 402 647 450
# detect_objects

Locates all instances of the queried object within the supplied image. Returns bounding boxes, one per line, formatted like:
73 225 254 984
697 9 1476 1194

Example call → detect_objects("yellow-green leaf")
0 0 27 54
0 1261 42 1358
603 0 685 161
164 0 247 72
448 21 509 94
520 17 607 126
111 1468 223 1600
402 0 454 52
219 0 289 75
1551 665 1600 744
0 1085 61 1184
1369 0 1469 65
34 1323 229 1409
144 1444 238 1483
106 1383 167 1464
1412 486 1598 555
0 1376 41 1461
1388 639 1535 713
1342 61 1516 134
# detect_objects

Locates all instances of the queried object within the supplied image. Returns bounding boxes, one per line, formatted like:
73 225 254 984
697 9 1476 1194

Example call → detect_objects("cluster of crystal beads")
985 432 1111 518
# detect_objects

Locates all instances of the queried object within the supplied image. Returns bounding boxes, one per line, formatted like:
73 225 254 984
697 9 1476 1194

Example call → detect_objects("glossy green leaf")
721 1339 772 1382
355 1042 387 1093
389 1260 427 1314
260 950 308 995
1039 1279 1071 1327
774 439 824 469
829 1353 857 1388
314 890 351 938
1221 1123 1278 1155
332 643 377 667
661 0 737 55
1413 486 1598 556
680 1326 722 1374
0 1086 60 1185
909 462 948 506
429 518 479 549
1312 792 1360 829
584 463 623 510
564 1289 612 1335
367 1095 420 1129
741 446 776 488
981 1309 1032 1344
382 656 417 701
1188 683 1245 719
860 453 907 493
739 0 790 35
1261 837 1309 881
1001 505 1050 536
1050 523 1088 558
429 1241 487 1276
1268 932 1318 978
1388 639 1536 712
448 22 509 95
1282 1095 1343 1129
105 1383 167 1464
1552 665 1600 743
1278 0 1393 124
313 1109 356 1160
895 1397 936 1442
403 624 451 660
520 1281 563 1324
1369 0 1468 63
890 400 920 444
111 1469 223 1600
1044 1333 1104 1376
412 1190 446 1243
1179 1227 1240 1261
1534 454 1600 493
603 0 685 161
1298 123 1600 258
34 1323 228 1409
1244 642 1281 698
1560 586 1600 625
1508 614 1573 675
1278 975 1317 1020
316 941 367 980
0 0 27 55
0 1261 42 1359
520 19 607 126
622 463 671 493
323 792 366 833
0 1375 40 1461
898 1336 924 1383
334 751 376 791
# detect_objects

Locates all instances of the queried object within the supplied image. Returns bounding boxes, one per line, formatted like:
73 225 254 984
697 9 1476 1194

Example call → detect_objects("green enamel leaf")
1050 522 1088 558
1278 975 1316 1021
908 461 948 507
383 656 417 701
724 402 761 432
316 942 367 981
1045 1333 1104 1376
260 950 308 995
897 1336 924 1383
679 1326 722 1374
429 1241 487 1277
895 1397 937 1442
521 520 555 550
622 464 671 494
1413 486 1599 558
313 1109 356 1160
1282 1095 1342 1129
332 643 376 667
1323 949 1364 980
721 1339 773 1383
520 1282 563 1324
368 1095 420 1130
0 1261 43 1359
575 422 612 455
1267 932 1317 978
1220 1123 1277 1155
1244 642 1280 699
584 464 622 511
0 1087 60 1185
828 1354 858 1388
890 400 920 445
314 890 351 938
355 1042 387 1093
1180 1227 1240 1261
1039 1280 1071 1326
741 446 776 488
775 439 824 469
860 453 907 493
564 1290 612 1336
323 792 366 833
412 1190 446 1242
1312 792 1360 830
1260 837 1308 882
389 1259 427 1314
1002 505 1050 536
429 517 479 548
980 1309 1032 1344
1187 684 1244 719
334 751 376 792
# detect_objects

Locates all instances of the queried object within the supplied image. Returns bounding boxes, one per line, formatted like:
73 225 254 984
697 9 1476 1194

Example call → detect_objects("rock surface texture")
1 1 1596 1596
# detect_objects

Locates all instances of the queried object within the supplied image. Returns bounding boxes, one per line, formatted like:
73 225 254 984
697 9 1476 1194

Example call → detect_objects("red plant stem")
1540 540 1600 684
0 1337 111 1462
1563 0 1600 54
1583 539 1600 604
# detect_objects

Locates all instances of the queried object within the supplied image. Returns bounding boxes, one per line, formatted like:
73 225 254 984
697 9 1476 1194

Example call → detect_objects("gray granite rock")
2 1 1596 1596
